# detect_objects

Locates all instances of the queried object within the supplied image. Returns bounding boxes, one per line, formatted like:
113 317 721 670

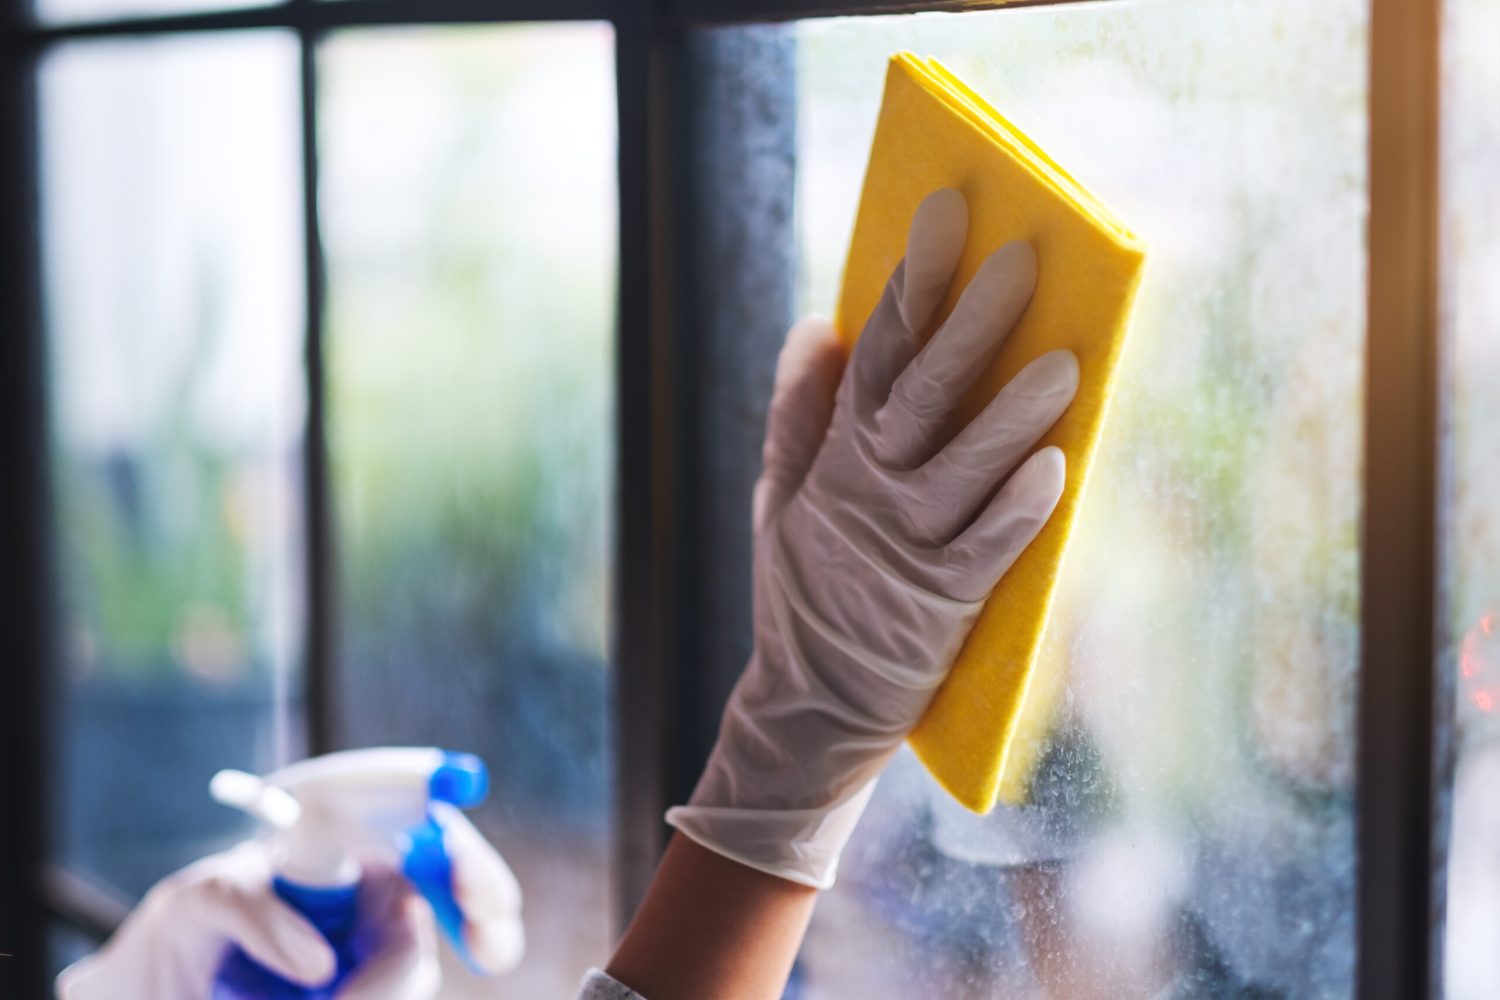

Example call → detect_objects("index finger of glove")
847 188 968 414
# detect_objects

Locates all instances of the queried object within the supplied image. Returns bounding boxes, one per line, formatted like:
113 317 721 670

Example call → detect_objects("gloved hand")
667 188 1078 889
56 806 524 999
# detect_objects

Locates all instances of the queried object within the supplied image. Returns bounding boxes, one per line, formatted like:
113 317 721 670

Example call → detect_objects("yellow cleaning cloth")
835 54 1146 813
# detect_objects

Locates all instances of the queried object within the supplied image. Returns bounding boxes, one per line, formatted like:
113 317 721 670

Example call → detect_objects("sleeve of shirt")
575 968 647 1000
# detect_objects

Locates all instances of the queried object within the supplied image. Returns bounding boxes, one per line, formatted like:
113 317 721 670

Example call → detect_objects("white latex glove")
667 188 1079 889
56 808 524 999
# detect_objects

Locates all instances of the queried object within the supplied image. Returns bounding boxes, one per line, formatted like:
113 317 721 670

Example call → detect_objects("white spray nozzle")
209 748 488 890
210 769 302 831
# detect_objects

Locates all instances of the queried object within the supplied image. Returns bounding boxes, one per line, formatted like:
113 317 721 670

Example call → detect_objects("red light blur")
1460 612 1499 714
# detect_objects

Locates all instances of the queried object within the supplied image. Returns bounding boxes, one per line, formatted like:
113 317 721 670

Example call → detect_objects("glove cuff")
664 777 878 889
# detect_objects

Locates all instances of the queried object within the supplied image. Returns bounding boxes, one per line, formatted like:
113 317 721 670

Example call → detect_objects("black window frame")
0 0 1445 997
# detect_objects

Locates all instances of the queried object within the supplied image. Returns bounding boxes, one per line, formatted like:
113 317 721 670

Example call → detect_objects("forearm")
604 834 817 1000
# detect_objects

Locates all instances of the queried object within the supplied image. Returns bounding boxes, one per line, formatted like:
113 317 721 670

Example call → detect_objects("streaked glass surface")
1441 0 1500 996
319 25 617 995
794 2 1367 995
40 34 306 900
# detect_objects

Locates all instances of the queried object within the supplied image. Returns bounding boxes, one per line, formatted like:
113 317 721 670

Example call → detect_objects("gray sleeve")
574 969 647 1000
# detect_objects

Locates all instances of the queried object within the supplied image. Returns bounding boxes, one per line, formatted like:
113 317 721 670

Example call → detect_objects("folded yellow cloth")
835 54 1146 813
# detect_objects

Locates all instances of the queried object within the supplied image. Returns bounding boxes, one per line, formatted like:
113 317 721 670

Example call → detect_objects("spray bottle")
208 747 489 999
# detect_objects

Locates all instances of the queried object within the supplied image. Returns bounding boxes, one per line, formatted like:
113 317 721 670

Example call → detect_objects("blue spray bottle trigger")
429 751 488 808
401 752 489 972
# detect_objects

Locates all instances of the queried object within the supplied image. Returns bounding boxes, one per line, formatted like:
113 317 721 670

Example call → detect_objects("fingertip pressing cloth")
835 54 1146 814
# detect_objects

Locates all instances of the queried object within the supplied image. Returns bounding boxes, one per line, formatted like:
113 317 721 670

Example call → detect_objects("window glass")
39 33 306 901
1441 0 1500 996
795 1 1366 995
35 0 267 27
319 25 616 995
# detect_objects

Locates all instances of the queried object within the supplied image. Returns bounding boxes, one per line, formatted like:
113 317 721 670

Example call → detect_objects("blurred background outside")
41 24 616 996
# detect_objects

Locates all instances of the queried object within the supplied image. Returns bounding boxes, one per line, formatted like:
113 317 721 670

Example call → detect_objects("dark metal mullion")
297 11 336 758
1356 0 1443 996
612 0 683 930
0 0 51 993
673 26 797 806
610 5 803 938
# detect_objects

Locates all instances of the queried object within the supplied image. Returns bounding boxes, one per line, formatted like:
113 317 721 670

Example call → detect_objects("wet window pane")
1441 0 1500 996
795 2 1366 996
319 25 616 996
40 34 306 900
